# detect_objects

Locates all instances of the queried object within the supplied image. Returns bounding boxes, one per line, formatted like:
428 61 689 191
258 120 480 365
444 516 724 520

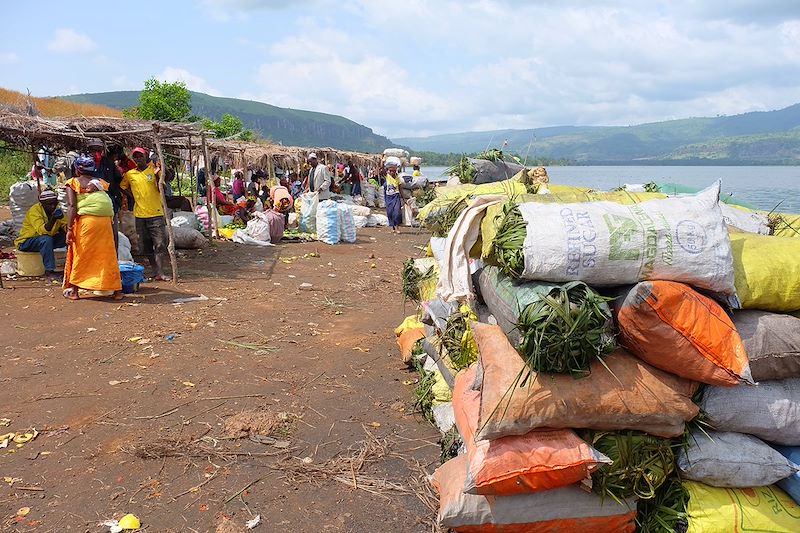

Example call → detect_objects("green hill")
394 104 800 164
60 91 397 153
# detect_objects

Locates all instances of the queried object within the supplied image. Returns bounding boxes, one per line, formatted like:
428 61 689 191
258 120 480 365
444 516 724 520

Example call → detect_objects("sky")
2 0 800 139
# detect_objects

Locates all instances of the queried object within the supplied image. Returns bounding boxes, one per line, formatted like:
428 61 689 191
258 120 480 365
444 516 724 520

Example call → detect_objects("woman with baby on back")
62 155 122 300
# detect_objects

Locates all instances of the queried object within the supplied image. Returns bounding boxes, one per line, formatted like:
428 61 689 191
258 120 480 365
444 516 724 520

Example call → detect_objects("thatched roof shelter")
0 110 383 170
0 111 204 150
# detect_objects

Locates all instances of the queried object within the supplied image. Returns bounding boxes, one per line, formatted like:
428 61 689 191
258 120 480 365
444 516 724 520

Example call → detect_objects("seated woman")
212 176 237 215
63 156 122 300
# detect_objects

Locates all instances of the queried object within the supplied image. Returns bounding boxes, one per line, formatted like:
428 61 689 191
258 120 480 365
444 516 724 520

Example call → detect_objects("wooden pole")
153 131 179 286
202 133 218 239
188 135 196 208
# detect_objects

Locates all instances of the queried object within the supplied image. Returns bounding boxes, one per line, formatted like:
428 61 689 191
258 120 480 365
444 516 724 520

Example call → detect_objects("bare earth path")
0 219 439 532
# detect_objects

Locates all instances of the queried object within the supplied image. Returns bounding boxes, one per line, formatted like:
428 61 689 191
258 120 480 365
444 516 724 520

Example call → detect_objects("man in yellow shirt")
120 147 169 281
15 190 68 279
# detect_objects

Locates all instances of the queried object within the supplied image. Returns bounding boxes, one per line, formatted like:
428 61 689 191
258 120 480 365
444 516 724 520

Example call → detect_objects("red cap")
131 147 147 156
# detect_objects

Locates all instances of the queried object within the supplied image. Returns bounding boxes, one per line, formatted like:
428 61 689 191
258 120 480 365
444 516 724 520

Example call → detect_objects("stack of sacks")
427 181 800 532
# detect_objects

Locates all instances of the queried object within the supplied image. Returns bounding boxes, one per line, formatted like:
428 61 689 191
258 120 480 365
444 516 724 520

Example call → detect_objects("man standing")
14 190 67 280
120 147 170 281
305 153 331 200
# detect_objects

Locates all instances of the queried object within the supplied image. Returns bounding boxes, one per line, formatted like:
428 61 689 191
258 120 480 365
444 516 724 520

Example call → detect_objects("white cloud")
250 27 453 137
47 28 96 54
0 52 19 65
158 67 220 96
112 75 134 89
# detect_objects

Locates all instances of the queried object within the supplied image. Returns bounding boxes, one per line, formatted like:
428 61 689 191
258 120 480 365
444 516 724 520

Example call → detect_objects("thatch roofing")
0 110 383 168
0 110 204 150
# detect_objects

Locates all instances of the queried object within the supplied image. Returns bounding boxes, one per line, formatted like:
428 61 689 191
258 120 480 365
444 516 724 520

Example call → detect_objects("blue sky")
2 0 800 138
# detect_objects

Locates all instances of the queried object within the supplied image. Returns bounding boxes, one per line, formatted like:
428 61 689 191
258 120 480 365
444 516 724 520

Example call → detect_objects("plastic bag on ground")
245 217 272 243
172 226 208 249
170 211 200 231
299 192 319 233
353 215 368 228
473 322 699 441
700 378 800 445
316 199 340 245
677 429 799 487
337 203 357 243
615 280 752 386
117 232 133 263
366 213 388 226
454 365 610 496
734 310 800 381
432 454 637 532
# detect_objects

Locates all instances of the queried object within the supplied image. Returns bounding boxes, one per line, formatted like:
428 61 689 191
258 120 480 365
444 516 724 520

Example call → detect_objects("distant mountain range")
61 91 398 153
394 104 800 164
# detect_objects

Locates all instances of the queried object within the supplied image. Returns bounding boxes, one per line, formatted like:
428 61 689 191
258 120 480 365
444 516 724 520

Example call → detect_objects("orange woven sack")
432 455 636 532
397 328 425 365
616 281 752 386
453 365 610 496
473 323 699 441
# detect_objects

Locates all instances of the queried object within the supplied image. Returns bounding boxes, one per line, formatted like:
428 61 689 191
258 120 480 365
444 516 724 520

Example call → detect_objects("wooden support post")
188 135 196 208
202 133 218 239
153 132 179 286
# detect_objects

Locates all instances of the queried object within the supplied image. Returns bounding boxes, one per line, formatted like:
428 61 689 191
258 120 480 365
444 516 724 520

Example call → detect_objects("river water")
420 165 800 213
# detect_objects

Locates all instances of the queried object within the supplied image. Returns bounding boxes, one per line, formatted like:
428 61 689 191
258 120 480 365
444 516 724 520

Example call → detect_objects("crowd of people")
12 145 419 300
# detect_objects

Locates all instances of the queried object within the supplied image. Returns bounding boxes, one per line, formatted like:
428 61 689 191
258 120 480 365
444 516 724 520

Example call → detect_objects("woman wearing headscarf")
62 156 122 300
383 157 402 233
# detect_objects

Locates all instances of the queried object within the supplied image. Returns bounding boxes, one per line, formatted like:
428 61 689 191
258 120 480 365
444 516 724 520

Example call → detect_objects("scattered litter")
118 513 141 530
182 381 196 388
354 347 370 353
0 418 10 427
328 273 336 278
370 263 377 268
108 380 129 386
165 334 176 342
128 337 142 343
16 507 30 517
246 515 261 529
299 282 314 290
87 327 97 332
302 456 313 464
369 422 381 428
288 274 296 278
1 429 38 449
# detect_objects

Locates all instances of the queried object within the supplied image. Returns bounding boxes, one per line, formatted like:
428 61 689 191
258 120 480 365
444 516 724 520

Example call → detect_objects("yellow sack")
431 370 452 406
763 211 800 238
395 315 424 336
417 178 527 221
480 190 668 259
685 481 800 533
730 232 800 312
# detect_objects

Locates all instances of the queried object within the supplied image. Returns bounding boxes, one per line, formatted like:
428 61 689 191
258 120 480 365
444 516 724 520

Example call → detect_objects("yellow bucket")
16 251 45 277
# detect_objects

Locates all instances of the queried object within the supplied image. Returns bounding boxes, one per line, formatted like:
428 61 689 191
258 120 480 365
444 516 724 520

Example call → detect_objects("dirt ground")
0 204 441 532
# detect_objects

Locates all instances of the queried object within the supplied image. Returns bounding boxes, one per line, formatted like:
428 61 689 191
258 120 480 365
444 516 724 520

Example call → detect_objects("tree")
202 113 255 140
124 78 192 122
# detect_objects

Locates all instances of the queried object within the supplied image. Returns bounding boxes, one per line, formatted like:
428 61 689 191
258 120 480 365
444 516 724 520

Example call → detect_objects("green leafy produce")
635 475 689 533
439 309 477 371
587 430 677 503
491 200 527 278
423 196 470 237
445 156 476 184
411 357 436 425
516 283 615 377
402 258 435 304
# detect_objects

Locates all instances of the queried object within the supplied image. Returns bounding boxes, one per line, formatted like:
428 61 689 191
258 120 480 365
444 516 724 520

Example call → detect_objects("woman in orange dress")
63 156 122 300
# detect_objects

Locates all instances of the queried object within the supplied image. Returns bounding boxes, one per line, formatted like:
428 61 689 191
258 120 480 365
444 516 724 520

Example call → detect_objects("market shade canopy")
0 110 205 150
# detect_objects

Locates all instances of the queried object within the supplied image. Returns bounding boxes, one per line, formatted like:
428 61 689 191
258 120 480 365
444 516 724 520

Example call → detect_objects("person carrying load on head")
14 190 67 281
120 147 170 281
62 156 122 301
383 156 403 234
270 184 294 226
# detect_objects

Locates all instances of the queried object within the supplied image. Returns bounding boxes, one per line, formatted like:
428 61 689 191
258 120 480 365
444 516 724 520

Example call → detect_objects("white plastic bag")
245 217 272 243
338 203 357 243
170 211 200 231
316 199 340 245
719 203 770 235
515 182 737 304
363 184 377 207
353 215 368 228
232 229 274 247
299 192 319 233
10 181 40 232
117 232 133 262
366 213 388 226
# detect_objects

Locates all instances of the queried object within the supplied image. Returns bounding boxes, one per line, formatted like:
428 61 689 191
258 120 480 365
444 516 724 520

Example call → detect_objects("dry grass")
0 87 122 118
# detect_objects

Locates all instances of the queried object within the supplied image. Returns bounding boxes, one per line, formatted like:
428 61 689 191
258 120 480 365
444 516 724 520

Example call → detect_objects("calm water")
421 165 800 213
